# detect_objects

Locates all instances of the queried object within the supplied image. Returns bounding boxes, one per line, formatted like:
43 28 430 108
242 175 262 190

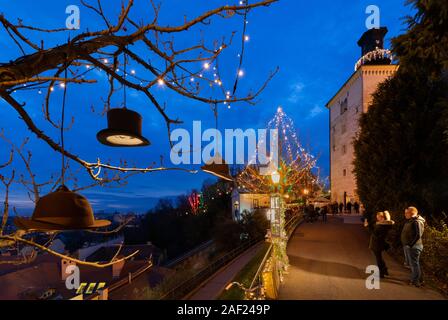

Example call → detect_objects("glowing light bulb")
238 70 244 77
157 78 165 85
203 62 210 69
244 35 250 42
86 65 91 69
190 77 195 82
103 58 109 64
50 87 54 92
130 69 136 75
59 82 65 88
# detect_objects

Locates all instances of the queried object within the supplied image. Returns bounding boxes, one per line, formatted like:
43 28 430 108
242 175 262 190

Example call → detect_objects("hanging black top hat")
97 108 150 147
201 153 233 182
14 185 111 231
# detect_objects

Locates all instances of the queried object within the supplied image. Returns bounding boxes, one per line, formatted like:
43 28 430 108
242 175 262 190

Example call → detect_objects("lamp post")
303 188 310 205
269 169 289 284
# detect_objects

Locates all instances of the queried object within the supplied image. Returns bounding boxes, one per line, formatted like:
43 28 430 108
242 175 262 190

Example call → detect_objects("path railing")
159 237 262 300
247 212 303 299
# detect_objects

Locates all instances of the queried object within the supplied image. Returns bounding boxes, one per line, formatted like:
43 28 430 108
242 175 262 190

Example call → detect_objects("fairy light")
203 62 210 70
86 64 91 69
130 69 136 75
157 78 165 86
244 35 250 42
238 69 244 77
50 87 54 92
59 82 65 88
38 90 42 94
103 58 109 64
190 77 195 82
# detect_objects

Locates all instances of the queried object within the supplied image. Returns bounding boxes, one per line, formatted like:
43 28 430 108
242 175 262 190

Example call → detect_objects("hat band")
34 216 94 227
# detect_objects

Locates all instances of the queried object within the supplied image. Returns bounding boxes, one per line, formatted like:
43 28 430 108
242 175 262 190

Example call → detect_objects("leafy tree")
353 0 448 220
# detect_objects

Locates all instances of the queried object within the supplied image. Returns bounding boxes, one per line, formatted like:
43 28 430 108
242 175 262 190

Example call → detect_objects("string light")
238 69 244 77
50 87 54 92
244 35 250 42
157 78 165 86
203 62 210 69
59 82 65 88
190 77 195 82
103 58 109 64
130 69 136 75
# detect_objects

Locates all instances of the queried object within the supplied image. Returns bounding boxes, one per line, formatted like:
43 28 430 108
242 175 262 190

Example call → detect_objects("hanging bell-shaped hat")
97 108 150 147
201 153 233 182
14 185 111 231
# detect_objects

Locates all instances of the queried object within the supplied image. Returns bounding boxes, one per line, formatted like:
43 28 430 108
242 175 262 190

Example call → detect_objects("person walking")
346 201 352 214
339 202 343 214
354 202 360 214
322 205 328 223
369 211 394 278
401 206 425 287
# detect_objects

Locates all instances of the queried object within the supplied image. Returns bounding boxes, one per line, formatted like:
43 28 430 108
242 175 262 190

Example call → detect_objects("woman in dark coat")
368 211 395 278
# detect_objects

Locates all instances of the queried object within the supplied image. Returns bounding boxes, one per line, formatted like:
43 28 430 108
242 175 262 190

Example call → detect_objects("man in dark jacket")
369 211 394 278
401 206 425 287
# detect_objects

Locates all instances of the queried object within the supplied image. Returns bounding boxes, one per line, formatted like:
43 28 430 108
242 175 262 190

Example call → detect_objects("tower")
325 28 398 208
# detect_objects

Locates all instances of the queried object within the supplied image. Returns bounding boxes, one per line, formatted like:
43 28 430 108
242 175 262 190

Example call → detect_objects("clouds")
287 81 305 103
307 104 325 119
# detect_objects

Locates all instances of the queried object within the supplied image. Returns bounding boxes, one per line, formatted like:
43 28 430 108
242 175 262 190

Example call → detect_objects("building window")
340 98 348 115
253 199 259 209
343 169 347 177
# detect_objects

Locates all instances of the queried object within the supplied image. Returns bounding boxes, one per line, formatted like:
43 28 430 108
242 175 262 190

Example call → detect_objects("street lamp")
271 170 280 185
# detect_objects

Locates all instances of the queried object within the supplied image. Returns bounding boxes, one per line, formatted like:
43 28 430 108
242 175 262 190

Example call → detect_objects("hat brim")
97 129 150 147
14 217 111 232
201 167 234 182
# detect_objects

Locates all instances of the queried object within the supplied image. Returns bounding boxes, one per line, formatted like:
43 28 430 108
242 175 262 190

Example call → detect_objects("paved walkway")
188 243 264 300
279 217 445 300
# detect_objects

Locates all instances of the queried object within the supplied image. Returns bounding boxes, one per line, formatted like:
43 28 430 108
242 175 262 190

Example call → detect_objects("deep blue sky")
0 0 413 214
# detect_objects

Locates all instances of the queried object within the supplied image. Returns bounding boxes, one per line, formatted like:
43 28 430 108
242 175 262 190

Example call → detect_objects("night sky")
0 0 412 214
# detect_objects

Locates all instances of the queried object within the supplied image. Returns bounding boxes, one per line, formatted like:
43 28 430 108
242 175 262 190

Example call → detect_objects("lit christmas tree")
236 106 321 286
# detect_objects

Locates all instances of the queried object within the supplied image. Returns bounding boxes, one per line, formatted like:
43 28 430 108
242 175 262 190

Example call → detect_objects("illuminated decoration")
14 185 110 231
354 48 393 71
201 153 233 182
237 107 321 288
237 106 319 196
188 191 201 215
97 108 150 147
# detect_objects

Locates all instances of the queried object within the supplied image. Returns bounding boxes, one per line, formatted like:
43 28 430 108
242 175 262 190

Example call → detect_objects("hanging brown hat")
201 153 233 182
97 108 150 147
14 185 111 231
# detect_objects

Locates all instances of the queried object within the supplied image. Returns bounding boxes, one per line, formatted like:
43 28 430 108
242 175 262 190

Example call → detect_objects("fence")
248 212 303 298
159 237 262 300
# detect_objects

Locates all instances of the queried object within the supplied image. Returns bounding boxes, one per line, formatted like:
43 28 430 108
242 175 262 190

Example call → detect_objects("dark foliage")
353 0 448 220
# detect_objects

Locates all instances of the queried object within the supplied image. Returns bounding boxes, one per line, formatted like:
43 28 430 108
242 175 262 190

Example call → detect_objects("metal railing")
159 237 262 300
247 213 303 295
164 240 214 268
